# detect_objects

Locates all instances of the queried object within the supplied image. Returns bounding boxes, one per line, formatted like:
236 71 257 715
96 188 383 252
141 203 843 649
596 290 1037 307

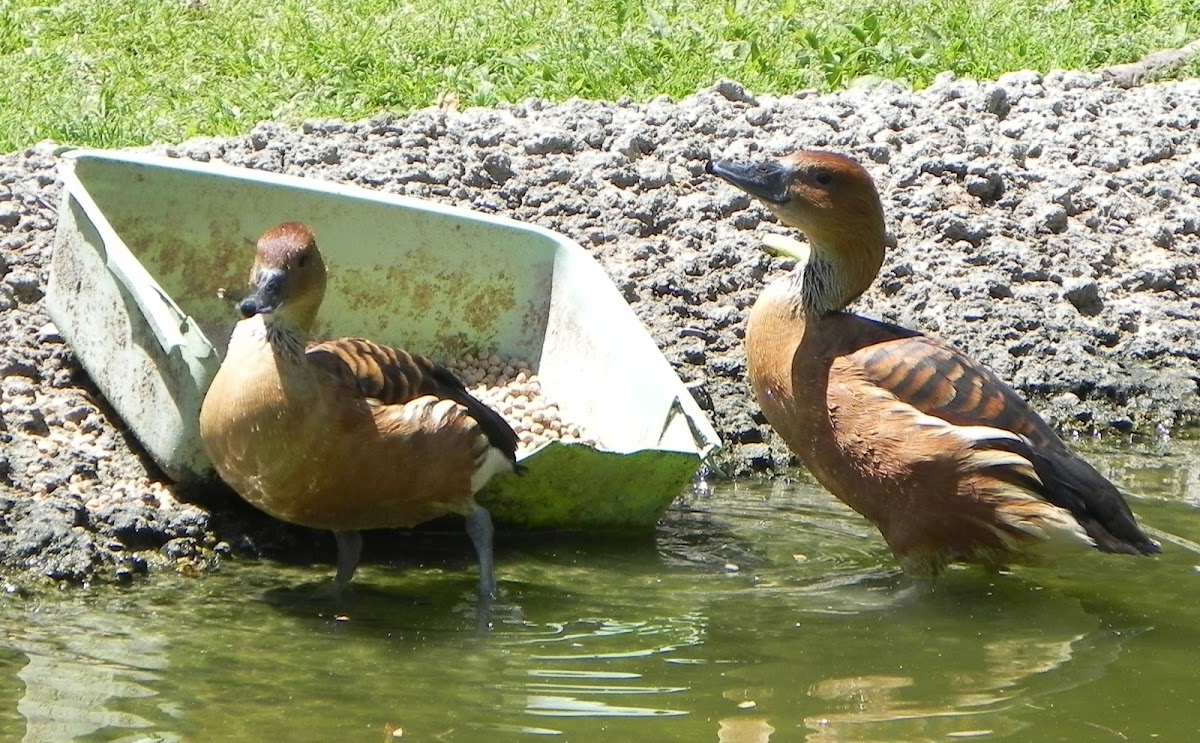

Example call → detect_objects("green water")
2 439 1199 742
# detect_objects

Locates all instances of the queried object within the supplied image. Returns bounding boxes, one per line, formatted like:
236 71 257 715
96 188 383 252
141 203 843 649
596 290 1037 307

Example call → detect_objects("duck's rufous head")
707 150 888 309
706 150 886 255
239 221 327 331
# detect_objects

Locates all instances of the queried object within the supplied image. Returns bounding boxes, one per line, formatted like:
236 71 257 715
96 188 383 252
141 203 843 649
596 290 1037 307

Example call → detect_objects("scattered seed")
441 354 600 452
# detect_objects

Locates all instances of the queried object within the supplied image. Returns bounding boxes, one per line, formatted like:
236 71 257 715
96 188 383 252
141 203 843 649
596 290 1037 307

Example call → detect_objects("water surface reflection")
0 438 1197 741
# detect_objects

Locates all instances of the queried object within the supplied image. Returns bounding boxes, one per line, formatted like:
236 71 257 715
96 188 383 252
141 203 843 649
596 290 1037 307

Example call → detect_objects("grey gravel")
1 69 1199 585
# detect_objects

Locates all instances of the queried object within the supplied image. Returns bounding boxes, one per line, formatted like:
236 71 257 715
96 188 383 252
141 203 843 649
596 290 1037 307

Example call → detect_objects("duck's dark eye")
814 169 834 186
298 254 309 268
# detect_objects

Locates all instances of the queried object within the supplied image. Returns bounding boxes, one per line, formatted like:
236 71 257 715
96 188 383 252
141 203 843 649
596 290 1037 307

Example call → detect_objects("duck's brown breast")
199 320 491 531
744 301 1093 571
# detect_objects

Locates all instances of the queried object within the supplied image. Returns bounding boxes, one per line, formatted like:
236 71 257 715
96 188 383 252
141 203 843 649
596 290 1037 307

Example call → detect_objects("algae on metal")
481 443 705 531
46 150 721 531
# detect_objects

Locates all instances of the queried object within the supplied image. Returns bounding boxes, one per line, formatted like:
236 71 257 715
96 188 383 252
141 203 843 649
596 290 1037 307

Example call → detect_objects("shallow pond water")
2 438 1199 742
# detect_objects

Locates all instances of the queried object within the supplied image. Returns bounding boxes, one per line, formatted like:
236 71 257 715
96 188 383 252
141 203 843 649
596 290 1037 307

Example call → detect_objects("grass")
0 0 1198 151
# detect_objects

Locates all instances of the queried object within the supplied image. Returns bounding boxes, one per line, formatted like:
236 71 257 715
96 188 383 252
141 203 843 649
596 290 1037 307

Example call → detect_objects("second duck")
707 150 1159 575
199 222 521 601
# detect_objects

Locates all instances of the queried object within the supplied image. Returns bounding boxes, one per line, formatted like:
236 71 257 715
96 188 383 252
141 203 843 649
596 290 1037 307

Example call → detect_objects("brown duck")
199 222 520 599
707 150 1159 574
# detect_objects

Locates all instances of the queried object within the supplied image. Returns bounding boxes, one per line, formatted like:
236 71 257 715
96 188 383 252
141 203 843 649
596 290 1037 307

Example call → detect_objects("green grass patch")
0 0 1198 151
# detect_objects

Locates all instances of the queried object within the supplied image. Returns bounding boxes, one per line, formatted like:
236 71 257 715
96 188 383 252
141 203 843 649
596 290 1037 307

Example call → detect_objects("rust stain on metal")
520 271 554 359
409 282 434 314
463 278 516 334
336 266 393 316
435 332 473 356
92 216 250 353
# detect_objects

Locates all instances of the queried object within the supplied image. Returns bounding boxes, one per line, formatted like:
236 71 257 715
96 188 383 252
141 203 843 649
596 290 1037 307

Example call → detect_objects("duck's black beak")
705 158 794 204
238 267 286 318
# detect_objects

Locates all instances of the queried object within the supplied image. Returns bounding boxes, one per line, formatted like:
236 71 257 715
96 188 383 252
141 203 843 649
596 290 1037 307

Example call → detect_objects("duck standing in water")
199 222 520 601
706 150 1159 574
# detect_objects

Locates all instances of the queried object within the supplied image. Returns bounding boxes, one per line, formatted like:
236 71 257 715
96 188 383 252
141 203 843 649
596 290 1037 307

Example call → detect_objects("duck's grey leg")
333 530 363 597
465 506 497 601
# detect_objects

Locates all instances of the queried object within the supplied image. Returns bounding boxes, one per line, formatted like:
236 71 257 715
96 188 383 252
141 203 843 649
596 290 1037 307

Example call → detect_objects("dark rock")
1063 280 1103 315
94 501 167 550
0 497 101 582
161 537 201 561
4 270 42 303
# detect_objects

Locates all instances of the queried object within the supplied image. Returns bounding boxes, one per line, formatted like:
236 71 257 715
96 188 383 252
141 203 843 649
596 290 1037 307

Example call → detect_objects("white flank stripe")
471 446 514 493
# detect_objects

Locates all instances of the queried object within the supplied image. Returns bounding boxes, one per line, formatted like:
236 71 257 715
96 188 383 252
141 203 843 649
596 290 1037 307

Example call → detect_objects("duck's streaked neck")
770 238 882 317
236 313 307 359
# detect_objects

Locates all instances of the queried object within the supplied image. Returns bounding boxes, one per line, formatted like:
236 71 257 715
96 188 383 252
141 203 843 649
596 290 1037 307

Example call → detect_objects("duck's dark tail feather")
1028 446 1160 555
431 365 523 465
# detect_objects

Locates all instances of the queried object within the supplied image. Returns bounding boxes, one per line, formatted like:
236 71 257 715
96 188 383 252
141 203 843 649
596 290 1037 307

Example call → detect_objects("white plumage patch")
391 396 513 493
392 396 463 427
471 446 515 494
985 486 1096 552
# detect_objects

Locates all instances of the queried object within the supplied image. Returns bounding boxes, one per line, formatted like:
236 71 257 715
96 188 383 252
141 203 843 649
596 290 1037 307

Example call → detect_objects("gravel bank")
1 70 1198 585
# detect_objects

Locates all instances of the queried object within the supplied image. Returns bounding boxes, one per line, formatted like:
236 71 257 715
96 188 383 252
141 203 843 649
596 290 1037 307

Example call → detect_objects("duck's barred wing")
849 331 1061 447
307 338 521 462
843 325 1158 555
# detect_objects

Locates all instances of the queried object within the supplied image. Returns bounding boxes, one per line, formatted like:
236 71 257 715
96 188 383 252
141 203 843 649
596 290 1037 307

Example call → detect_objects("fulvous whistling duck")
198 222 520 600
706 150 1160 574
